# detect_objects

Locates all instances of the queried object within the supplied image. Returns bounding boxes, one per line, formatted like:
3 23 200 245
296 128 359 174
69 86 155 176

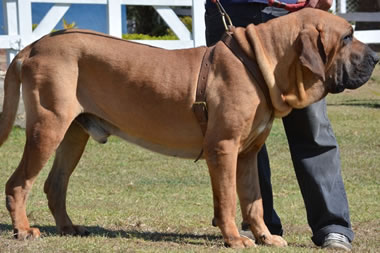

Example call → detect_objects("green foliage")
127 6 168 36
126 6 192 39
62 18 77 29
32 18 77 33
180 16 193 32
122 33 177 40
126 16 192 41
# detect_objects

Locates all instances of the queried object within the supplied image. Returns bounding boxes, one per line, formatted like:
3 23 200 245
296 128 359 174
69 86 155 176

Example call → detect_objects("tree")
126 6 168 36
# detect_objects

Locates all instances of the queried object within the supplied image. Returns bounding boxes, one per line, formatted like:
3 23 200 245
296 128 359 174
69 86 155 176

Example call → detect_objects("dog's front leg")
236 148 287 247
204 138 255 248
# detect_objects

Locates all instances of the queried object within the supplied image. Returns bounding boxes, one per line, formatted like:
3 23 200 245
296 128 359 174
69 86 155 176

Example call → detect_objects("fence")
1 0 380 67
331 0 380 44
0 0 206 65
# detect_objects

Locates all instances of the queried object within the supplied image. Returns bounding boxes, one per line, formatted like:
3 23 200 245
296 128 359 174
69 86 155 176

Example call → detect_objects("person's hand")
304 0 333 11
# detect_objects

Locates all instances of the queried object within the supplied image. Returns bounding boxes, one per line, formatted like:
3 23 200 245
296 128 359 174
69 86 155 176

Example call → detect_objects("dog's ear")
296 25 327 81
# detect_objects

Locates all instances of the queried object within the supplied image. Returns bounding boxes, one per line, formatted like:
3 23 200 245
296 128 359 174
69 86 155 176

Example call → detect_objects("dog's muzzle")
329 47 379 94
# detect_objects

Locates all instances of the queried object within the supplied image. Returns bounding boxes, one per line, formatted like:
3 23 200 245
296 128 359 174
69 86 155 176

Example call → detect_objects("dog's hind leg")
5 113 75 239
5 64 80 239
236 148 287 247
44 120 89 236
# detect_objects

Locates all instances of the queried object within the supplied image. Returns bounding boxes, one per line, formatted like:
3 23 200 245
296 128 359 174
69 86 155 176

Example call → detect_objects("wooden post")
108 0 122 37
32 4 71 40
192 0 206 47
3 0 19 64
17 0 32 48
154 6 191 40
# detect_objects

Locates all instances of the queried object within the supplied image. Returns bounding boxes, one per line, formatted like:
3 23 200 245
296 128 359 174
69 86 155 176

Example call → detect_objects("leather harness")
192 30 272 162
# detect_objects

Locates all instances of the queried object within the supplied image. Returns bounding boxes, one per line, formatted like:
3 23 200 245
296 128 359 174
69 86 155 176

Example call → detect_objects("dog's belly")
75 113 203 159
113 129 202 158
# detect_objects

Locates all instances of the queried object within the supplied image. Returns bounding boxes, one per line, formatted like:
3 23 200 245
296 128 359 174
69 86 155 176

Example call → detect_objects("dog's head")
295 8 379 95
243 8 379 116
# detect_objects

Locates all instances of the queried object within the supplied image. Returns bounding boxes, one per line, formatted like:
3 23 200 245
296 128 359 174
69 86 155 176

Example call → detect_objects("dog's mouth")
328 51 379 94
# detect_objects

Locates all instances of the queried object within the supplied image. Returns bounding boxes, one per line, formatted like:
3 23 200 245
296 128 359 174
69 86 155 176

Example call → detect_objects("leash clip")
213 0 234 32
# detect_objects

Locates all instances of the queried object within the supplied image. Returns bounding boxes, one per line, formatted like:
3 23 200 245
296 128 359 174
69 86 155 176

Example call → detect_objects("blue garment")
205 0 298 8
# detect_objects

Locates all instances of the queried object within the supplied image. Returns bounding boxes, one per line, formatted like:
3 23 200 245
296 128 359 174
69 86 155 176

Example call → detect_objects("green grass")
0 64 380 252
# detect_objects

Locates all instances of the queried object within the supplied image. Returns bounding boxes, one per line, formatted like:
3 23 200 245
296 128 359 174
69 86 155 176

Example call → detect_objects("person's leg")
283 99 354 246
205 3 271 45
257 146 283 235
205 2 283 236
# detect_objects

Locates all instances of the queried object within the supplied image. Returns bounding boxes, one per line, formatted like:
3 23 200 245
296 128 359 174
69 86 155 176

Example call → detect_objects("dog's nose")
371 51 379 65
374 54 379 65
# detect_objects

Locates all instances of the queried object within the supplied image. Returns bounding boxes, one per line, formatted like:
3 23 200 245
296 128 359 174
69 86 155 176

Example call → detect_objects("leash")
212 0 307 14
268 0 307 12
212 0 234 31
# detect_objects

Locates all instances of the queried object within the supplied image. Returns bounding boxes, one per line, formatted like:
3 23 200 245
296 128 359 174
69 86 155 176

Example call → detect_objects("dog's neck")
235 19 328 116
234 26 294 117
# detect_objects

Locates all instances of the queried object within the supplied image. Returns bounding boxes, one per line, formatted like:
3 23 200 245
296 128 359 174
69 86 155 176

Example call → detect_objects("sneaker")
322 233 352 251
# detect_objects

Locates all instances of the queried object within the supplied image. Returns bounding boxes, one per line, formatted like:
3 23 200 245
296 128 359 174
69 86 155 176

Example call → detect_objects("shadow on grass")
0 223 222 246
328 99 380 108
1 223 318 249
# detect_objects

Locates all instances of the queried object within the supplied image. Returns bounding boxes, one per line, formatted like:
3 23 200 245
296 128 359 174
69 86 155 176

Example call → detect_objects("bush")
124 15 192 41
122 33 177 40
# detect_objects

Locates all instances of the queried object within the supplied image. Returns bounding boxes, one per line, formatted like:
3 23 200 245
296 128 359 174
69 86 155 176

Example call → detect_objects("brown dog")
1 8 378 248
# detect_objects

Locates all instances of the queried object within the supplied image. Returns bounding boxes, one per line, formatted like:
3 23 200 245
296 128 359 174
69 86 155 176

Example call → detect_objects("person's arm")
304 0 333 11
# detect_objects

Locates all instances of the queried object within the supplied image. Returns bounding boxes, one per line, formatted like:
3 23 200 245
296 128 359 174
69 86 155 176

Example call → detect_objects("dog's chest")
240 112 274 152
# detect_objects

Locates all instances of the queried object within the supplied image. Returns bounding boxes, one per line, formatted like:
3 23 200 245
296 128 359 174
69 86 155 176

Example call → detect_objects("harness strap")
193 0 274 162
192 46 215 162
221 32 273 110
192 31 274 161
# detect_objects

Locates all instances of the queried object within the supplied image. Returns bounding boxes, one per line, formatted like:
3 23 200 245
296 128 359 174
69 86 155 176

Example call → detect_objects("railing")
0 0 206 65
332 0 380 44
1 0 379 67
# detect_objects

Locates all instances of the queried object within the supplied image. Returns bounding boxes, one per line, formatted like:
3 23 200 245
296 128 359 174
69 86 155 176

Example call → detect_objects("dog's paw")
224 236 256 248
257 234 287 247
60 225 89 237
14 227 41 240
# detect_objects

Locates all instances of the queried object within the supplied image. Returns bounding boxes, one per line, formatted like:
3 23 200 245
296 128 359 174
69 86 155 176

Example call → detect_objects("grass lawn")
0 64 379 252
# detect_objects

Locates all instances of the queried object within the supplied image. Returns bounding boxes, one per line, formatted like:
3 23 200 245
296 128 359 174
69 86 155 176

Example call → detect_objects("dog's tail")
0 54 23 147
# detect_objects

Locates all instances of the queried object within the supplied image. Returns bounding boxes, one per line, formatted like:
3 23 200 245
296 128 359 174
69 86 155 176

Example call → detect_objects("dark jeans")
205 3 354 246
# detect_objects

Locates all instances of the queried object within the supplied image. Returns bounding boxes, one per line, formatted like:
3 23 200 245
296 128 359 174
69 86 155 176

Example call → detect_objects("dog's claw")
60 225 89 237
224 236 256 248
257 234 287 247
14 227 41 240
211 218 217 227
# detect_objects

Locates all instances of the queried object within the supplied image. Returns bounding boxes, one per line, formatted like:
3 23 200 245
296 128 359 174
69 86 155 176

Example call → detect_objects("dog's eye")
343 34 353 44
